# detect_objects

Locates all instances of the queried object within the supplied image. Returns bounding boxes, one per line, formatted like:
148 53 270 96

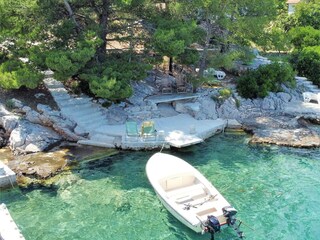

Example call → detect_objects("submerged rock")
250 128 320 148
243 115 320 148
8 149 69 182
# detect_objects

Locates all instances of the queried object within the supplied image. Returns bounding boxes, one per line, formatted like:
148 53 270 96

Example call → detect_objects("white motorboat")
146 152 243 239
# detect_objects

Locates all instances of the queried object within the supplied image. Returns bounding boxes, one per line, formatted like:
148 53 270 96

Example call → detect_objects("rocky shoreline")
1 71 320 186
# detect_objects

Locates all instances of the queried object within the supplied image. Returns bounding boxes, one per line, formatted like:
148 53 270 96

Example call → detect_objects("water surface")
1 133 320 240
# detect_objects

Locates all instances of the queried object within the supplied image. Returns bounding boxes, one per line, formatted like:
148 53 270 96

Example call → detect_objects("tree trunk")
169 57 173 74
198 18 211 77
97 0 110 61
63 0 80 32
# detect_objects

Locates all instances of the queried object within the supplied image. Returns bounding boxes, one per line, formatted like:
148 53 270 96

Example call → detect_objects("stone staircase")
295 76 320 93
43 77 119 148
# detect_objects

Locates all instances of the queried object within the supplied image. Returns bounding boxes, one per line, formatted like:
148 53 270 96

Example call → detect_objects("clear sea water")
1 133 320 240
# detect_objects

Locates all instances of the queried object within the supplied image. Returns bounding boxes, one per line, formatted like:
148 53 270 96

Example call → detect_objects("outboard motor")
222 206 244 239
222 206 237 225
205 215 220 240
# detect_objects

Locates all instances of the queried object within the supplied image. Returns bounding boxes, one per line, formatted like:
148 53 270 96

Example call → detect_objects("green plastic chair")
126 121 140 139
141 121 156 140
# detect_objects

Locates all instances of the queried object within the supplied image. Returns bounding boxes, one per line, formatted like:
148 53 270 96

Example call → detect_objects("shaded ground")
0 84 58 111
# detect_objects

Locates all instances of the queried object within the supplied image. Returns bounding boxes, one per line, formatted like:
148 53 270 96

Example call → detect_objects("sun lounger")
141 121 157 140
125 121 140 140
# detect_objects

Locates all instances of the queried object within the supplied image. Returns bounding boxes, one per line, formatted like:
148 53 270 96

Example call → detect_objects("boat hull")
146 152 234 234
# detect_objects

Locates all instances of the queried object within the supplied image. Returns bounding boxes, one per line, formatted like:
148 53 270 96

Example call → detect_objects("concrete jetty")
0 162 16 189
95 114 227 149
0 204 25 240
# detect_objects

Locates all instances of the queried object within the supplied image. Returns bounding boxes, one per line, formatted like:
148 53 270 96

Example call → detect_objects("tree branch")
63 0 81 32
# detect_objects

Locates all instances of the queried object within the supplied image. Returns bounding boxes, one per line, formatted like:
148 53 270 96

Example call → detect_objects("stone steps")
43 78 64 88
59 98 93 108
77 139 116 148
61 106 100 118
43 76 119 147
295 76 320 93
74 111 106 123
84 121 107 133
77 134 117 148
61 102 96 112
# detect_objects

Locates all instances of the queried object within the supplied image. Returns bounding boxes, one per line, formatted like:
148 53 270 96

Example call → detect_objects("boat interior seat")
162 175 196 191
166 183 206 204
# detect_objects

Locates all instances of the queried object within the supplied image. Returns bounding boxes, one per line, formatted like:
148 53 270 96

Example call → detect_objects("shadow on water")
71 149 158 190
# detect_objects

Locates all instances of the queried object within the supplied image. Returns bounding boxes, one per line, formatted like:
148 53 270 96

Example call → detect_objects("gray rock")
250 128 320 148
0 115 19 134
227 119 242 129
261 97 276 110
9 121 61 154
217 98 241 120
24 143 42 153
195 97 218 120
25 108 42 124
34 93 45 99
74 125 89 137
10 98 24 109
0 104 11 117
0 127 8 147
276 92 291 103
9 125 28 149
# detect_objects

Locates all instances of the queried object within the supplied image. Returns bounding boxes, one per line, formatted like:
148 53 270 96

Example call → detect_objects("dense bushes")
292 46 320 86
289 27 320 50
0 59 43 89
289 27 320 87
80 53 151 100
236 62 295 99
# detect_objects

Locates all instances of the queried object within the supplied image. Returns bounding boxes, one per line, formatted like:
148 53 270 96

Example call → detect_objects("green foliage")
0 59 43 89
175 49 200 66
218 88 232 99
185 74 203 92
210 87 231 104
153 29 185 57
80 53 151 101
289 26 320 50
293 46 320 86
237 62 296 99
87 76 133 101
153 20 200 60
209 52 236 70
265 27 292 52
293 1 320 30
5 99 15 110
46 47 95 81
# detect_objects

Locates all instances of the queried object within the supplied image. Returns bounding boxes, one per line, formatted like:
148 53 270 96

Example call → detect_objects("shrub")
294 46 320 86
5 99 15 110
236 62 296 99
289 26 320 50
0 60 43 89
219 88 232 99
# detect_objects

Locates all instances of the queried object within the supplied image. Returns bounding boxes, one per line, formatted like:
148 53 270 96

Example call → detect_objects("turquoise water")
1 133 320 240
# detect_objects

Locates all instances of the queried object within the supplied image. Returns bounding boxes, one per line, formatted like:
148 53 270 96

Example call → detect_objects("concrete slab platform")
0 203 25 240
94 114 227 149
0 162 16 189
145 93 199 104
